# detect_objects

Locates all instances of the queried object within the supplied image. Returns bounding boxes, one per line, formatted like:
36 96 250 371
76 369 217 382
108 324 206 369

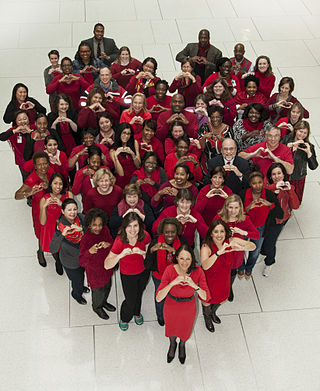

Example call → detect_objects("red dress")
157 264 210 341
40 192 68 252
203 241 233 304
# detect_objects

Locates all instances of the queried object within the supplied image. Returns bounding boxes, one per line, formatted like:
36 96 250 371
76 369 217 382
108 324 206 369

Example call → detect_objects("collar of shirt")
223 157 235 165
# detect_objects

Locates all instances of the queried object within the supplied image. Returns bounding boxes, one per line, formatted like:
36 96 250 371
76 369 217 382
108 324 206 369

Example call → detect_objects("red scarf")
118 198 145 216
243 119 264 132
58 216 83 243
134 167 161 197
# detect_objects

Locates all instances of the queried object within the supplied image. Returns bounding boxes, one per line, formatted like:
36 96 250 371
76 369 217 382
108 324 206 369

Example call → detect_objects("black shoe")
55 260 63 276
26 196 32 207
167 341 177 363
37 250 47 267
95 308 109 320
228 289 234 302
178 342 186 364
83 286 90 294
202 306 215 332
157 318 165 326
211 312 221 324
72 293 87 305
103 302 116 312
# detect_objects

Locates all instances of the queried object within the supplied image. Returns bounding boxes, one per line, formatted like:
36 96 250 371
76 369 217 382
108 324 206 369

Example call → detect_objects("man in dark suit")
81 23 119 67
176 29 222 84
204 138 249 194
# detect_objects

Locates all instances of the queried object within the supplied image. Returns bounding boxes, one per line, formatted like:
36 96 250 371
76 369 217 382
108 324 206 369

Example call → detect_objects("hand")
140 142 152 152
115 147 124 157
105 92 114 102
131 247 146 256
143 177 155 186
136 71 147 79
144 71 154 79
217 242 233 255
183 275 198 289
228 164 242 178
175 72 185 80
166 113 180 123
23 101 35 110
89 102 105 113
99 51 110 60
241 72 255 79
258 198 273 207
194 107 208 117
49 196 62 206
98 241 111 249
30 184 44 195
176 113 189 124
231 226 247 236
121 248 133 257
122 146 134 156
83 167 95 176
131 208 145 220
206 188 222 198
190 138 201 149
89 243 99 254
277 100 293 109
170 275 186 287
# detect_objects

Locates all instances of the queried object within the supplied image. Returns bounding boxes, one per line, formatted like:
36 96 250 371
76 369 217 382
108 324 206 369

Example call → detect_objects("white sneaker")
263 265 272 277
256 254 265 264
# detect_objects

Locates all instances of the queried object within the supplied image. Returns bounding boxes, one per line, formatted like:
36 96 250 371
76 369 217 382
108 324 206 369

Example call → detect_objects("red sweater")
146 95 172 121
268 93 309 122
83 185 123 216
120 109 152 136
152 206 208 246
46 73 90 110
68 143 113 170
169 75 202 107
235 90 268 108
164 137 201 158
71 165 96 206
243 188 275 227
110 59 142 89
157 109 198 141
137 135 164 164
77 107 99 129
164 152 203 182
126 75 160 97
254 71 275 99
151 181 198 209
79 226 113 289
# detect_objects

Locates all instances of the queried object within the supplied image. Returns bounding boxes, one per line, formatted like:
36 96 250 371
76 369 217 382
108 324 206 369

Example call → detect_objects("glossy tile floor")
1 1 320 390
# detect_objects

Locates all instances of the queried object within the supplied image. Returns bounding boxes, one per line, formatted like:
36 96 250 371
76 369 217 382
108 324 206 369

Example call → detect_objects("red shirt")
68 143 113 170
146 95 172 121
83 185 123 216
164 152 203 182
111 232 151 275
244 188 275 227
235 90 268 108
120 109 152 136
71 165 96 206
242 141 293 177
157 109 198 141
203 72 241 96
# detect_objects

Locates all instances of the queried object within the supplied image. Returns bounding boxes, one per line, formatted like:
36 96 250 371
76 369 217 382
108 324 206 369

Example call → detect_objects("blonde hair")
129 92 147 114
219 194 246 223
93 167 116 187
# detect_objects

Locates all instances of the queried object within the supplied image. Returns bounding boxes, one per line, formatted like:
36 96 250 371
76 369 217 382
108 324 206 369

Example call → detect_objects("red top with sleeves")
264 183 300 224
156 109 198 141
151 181 198 210
152 206 208 246
71 165 96 206
133 167 164 198
152 234 182 280
77 107 99 129
244 188 275 227
83 185 123 216
164 152 203 182
46 73 90 110
242 141 294 177
215 214 259 268
120 109 152 137
235 90 268 108
169 75 202 107
254 71 275 99
79 226 114 289
110 59 142 89
126 75 160 97
68 143 113 170
215 98 237 127
146 95 172 121
275 117 291 137
203 72 241 96
164 138 202 158
110 231 151 275
268 93 309 122
195 185 232 226
137 135 164 165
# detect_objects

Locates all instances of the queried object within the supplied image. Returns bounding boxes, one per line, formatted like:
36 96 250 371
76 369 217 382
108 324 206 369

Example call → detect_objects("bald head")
221 138 237 161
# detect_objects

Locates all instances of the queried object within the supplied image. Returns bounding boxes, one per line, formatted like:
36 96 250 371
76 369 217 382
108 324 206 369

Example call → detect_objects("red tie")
226 161 231 177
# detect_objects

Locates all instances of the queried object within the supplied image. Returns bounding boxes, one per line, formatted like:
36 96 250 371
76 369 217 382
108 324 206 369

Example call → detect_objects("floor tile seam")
300 0 313 16
250 276 263 312
225 16 237 42
203 0 215 18
255 306 320 314
250 17 263 41
193 330 207 391
302 39 320 65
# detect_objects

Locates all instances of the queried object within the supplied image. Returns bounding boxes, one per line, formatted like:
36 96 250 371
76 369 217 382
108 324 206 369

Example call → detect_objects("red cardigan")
110 59 142 89
156 109 198 141
169 75 202 107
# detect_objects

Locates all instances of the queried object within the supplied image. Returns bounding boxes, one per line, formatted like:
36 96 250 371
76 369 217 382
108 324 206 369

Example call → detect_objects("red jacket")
120 109 152 136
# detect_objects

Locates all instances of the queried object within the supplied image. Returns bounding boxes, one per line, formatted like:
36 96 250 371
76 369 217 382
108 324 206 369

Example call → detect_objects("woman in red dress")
110 123 141 189
201 219 256 332
110 46 142 90
195 166 232 226
14 152 54 266
105 212 151 331
39 173 73 275
156 244 210 364
120 93 152 137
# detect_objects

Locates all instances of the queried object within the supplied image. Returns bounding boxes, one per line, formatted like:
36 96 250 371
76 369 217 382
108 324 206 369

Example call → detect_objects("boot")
202 305 214 332
211 304 221 324
52 253 63 275
37 250 47 267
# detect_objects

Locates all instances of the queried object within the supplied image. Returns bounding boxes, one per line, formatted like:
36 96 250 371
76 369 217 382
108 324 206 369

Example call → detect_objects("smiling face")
195 98 207 109
257 58 269 73
16 87 27 103
295 127 308 141
266 128 280 149
90 216 103 235
271 167 284 183
176 140 189 158
58 98 69 113
211 224 226 244
177 249 192 273
125 220 140 239
62 203 78 222
142 125 155 142
94 25 104 41
46 139 58 155
234 44 245 62
126 193 139 208
83 133 95 147
248 107 261 124
155 83 167 100
79 45 91 63
163 223 177 245
99 116 112 132
143 61 155 75
182 62 193 73
176 198 192 215
171 125 184 139
132 96 143 113
174 167 188 186
171 95 185 113
97 174 111 192
120 49 130 63
144 155 157 174
227 201 240 219
221 139 237 161
246 81 258 97
61 59 72 75
211 173 224 189
91 93 103 105
280 82 290 96
35 117 48 133
210 111 223 127
219 61 232 77
88 155 101 171
49 54 59 67
34 157 49 176
99 67 112 85
16 112 29 127
51 176 63 195
290 107 302 124
120 128 131 144
213 82 225 98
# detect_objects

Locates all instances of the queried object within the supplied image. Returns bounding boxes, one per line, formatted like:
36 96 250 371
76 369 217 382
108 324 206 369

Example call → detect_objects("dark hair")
266 163 288 184
44 134 58 145
288 102 304 122
216 57 232 72
142 57 158 75
143 118 157 132
209 166 227 181
94 23 104 30
155 79 169 90
175 135 190 147
208 105 224 118
52 93 73 113
13 109 29 126
84 208 108 230
82 128 97 138
32 151 49 165
173 243 197 274
174 188 195 207
243 103 268 122
168 120 186 139
292 120 310 143
194 94 208 107
10 83 29 103
35 113 48 123
113 122 135 153
157 217 182 236
244 75 260 88
248 171 264 184
87 145 102 159
61 57 73 67
119 212 146 243
48 50 60 59
174 163 194 182
47 172 67 194
181 58 195 70
204 219 232 252
278 76 294 93
98 111 114 126
61 198 77 211
86 86 106 107
141 151 161 169
75 41 95 65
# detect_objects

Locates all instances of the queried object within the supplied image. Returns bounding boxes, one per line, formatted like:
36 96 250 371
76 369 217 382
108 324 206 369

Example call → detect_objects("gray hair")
266 126 281 136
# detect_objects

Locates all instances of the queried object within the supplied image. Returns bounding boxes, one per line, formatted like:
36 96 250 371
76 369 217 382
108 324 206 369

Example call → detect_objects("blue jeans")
238 226 264 274
260 220 288 266
152 274 165 322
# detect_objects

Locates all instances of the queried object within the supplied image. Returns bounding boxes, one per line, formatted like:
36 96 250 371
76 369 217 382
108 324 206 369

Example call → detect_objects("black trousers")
260 220 288 266
64 266 85 300
92 280 112 312
120 270 150 323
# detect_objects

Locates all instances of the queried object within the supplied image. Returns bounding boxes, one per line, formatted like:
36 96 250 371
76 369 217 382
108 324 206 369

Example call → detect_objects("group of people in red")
2 24 318 365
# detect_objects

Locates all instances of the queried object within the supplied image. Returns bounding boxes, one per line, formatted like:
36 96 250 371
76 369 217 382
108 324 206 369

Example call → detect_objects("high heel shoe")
167 341 177 363
178 341 186 364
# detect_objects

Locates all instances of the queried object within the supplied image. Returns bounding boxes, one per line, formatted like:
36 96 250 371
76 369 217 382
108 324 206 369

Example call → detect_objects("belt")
168 292 194 303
